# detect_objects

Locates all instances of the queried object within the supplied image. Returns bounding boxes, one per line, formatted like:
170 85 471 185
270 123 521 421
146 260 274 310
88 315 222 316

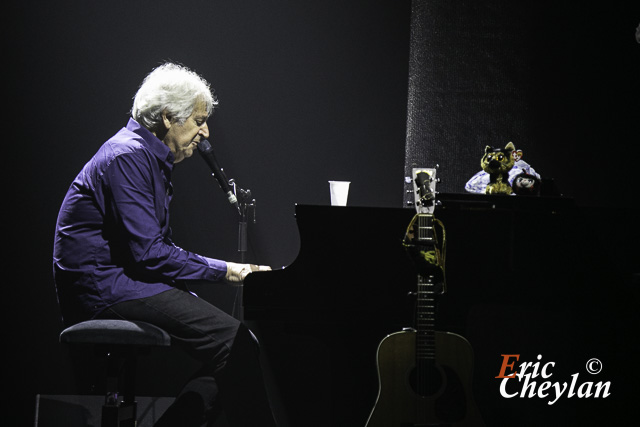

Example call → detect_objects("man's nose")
199 123 210 139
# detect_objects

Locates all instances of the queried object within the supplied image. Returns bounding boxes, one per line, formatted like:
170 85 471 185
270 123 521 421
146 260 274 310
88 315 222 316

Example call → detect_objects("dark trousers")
97 288 277 427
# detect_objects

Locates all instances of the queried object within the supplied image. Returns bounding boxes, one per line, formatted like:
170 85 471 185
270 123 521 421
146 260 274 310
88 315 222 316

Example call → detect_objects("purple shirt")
53 119 227 325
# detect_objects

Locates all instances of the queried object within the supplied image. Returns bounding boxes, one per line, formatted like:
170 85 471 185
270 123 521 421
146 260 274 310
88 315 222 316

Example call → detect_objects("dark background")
8 0 639 425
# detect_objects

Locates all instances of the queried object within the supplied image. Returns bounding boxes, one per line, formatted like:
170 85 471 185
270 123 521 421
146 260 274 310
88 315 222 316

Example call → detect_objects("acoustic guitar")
366 168 484 427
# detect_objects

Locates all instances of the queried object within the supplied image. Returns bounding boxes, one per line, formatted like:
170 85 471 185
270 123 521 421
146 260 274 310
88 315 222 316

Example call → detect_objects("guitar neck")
416 274 437 362
416 213 435 243
415 213 438 363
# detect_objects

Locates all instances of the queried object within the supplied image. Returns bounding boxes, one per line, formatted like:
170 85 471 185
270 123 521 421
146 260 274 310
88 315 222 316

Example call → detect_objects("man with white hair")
53 62 277 426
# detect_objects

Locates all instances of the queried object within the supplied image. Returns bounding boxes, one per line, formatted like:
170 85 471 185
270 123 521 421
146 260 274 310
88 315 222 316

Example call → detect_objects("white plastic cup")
329 181 350 206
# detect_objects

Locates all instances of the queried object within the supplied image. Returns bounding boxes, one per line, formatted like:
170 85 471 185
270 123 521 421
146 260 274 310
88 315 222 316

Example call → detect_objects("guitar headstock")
411 167 438 214
405 167 446 293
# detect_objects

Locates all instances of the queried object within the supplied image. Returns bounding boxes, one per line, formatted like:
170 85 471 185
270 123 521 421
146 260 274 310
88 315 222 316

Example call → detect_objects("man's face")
162 101 210 163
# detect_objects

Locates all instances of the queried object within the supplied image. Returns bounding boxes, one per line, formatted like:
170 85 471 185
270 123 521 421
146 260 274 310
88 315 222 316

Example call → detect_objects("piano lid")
243 204 418 321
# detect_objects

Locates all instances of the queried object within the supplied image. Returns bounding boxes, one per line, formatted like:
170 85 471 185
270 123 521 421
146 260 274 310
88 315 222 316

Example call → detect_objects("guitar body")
366 330 484 427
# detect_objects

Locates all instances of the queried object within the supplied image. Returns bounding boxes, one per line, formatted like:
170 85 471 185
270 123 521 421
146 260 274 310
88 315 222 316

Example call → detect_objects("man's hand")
225 262 272 284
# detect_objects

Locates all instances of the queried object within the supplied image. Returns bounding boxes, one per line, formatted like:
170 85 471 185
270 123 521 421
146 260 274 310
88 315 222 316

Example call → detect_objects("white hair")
131 62 218 131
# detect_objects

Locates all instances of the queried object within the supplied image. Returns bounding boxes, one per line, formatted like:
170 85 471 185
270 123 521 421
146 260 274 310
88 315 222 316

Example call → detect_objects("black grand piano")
243 196 638 427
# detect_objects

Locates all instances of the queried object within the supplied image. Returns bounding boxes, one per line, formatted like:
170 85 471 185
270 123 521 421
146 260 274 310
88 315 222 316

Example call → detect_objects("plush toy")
481 142 516 195
512 171 541 196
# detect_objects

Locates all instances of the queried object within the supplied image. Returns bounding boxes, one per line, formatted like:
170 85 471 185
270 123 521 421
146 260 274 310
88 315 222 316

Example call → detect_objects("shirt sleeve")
102 151 227 282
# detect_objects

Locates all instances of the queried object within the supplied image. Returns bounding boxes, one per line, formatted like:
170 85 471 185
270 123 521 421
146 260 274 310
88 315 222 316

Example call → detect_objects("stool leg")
121 353 138 427
101 350 138 427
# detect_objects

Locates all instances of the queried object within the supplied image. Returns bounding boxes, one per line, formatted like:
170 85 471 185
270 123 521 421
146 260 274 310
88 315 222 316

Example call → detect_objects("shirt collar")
125 118 175 167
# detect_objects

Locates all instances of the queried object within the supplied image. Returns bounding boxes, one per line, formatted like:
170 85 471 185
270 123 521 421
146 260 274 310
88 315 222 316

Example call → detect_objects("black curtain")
403 0 640 206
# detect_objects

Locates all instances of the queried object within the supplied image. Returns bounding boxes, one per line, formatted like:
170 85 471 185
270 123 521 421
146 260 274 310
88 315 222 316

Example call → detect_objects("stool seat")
60 319 171 347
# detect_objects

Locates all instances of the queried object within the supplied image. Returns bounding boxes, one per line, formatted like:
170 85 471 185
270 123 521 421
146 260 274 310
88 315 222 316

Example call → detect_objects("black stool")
60 319 171 427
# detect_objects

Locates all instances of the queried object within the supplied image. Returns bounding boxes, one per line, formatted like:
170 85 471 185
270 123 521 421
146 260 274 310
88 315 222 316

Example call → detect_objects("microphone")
197 139 239 210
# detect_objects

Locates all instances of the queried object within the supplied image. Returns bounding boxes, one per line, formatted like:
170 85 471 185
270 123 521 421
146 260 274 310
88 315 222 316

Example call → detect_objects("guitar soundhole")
409 364 467 423
409 364 442 397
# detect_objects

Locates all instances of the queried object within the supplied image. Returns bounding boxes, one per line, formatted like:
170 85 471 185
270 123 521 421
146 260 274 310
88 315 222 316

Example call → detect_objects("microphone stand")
229 179 256 321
